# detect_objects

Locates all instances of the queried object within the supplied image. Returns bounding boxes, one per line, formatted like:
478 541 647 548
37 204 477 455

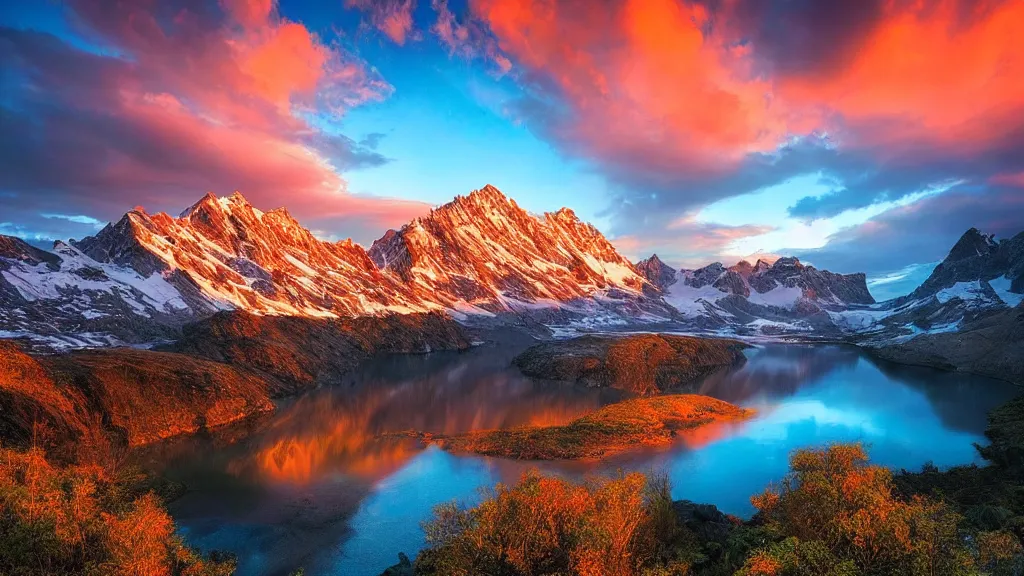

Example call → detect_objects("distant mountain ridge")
1 185 1021 349
0 186 666 348
633 253 875 334
843 227 1024 342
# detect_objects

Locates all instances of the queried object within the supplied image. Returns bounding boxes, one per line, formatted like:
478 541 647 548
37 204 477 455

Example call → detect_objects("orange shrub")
0 446 234 576
418 470 678 576
749 443 975 576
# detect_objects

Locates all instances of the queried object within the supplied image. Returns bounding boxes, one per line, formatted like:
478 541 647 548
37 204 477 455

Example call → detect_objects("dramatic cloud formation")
794 186 1024 278
0 0 428 243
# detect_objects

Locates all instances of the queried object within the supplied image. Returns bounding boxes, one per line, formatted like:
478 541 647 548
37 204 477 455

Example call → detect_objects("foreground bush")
740 443 1013 576
409 443 1024 576
416 470 691 576
0 447 234 576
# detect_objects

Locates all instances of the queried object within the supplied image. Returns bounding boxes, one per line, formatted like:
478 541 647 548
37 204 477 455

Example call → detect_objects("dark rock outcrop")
868 304 1024 384
169 310 472 396
713 269 750 297
0 340 274 461
512 334 747 394
0 235 62 270
634 254 678 290
687 263 728 290
379 553 416 576
908 228 1024 301
672 500 739 545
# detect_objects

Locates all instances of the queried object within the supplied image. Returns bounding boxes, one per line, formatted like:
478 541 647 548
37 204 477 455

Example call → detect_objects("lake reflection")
143 340 1021 576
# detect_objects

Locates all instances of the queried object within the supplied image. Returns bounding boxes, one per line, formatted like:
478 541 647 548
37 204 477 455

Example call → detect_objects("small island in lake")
431 394 755 460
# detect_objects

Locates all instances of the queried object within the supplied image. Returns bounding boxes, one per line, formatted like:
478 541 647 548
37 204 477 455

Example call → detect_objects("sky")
2 0 1023 300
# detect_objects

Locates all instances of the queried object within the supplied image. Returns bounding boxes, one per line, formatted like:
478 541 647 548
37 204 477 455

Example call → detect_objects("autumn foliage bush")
412 443 1024 576
739 443 998 576
415 470 691 576
0 446 234 576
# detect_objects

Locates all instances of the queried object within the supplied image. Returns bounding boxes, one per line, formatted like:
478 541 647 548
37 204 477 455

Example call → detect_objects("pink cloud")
990 172 1024 188
431 0 511 76
347 0 418 46
613 215 775 268
1 0 421 240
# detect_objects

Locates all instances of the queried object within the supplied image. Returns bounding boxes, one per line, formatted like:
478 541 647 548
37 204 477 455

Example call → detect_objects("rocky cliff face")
633 254 876 334
906 228 1024 301
634 254 677 291
369 185 650 310
0 311 470 460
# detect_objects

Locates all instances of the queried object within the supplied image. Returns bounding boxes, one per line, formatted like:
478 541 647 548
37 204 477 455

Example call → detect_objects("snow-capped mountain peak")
369 184 651 311
2 187 671 348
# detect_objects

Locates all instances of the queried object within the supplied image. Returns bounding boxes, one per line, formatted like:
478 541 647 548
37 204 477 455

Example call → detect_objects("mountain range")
1 185 1021 350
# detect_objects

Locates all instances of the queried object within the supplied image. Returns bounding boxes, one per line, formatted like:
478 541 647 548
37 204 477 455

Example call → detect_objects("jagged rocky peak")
771 256 805 273
369 184 650 308
71 191 432 319
73 210 169 277
729 260 753 278
0 235 61 270
909 227 1023 300
635 254 678 290
685 262 727 289
666 253 873 307
946 227 998 262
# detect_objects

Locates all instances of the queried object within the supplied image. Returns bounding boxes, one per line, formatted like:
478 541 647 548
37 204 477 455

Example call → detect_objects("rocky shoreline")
864 304 1024 385
0 311 471 461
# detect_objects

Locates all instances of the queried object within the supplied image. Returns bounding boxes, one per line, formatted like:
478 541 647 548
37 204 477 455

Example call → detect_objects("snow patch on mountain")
747 285 803 310
990 276 1024 307
935 281 993 305
663 282 728 316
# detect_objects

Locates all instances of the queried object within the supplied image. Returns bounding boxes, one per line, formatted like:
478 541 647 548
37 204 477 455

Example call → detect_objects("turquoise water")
145 341 1021 576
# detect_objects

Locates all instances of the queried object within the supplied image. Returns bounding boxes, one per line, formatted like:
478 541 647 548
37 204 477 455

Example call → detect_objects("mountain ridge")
0 186 666 348
2 186 1022 348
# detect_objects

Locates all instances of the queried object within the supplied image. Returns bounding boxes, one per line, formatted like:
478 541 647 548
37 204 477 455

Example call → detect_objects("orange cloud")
221 0 275 29
464 0 1024 175
471 0 788 172
780 0 1024 152
2 0 415 240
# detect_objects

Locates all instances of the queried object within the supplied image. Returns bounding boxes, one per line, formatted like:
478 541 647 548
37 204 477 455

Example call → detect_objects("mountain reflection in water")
142 339 1021 576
